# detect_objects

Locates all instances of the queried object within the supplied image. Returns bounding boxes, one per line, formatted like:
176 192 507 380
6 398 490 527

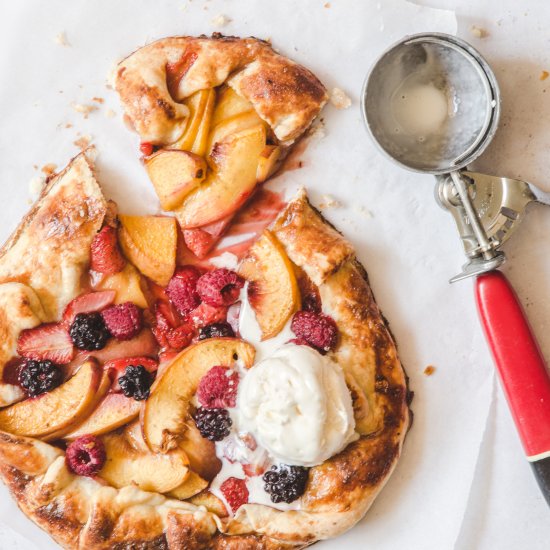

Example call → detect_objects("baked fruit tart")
0 34 411 549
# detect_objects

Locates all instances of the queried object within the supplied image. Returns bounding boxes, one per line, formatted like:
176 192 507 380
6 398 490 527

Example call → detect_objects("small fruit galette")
0 35 410 550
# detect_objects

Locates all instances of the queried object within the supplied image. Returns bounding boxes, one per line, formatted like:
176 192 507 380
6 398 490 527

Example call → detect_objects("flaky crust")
0 152 107 406
0 182 410 548
115 34 328 145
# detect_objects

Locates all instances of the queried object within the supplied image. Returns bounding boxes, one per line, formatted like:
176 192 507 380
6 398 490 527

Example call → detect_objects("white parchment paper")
0 1 510 548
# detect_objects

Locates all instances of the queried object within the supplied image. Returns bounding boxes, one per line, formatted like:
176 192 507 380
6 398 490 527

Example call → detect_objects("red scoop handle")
476 271 550 504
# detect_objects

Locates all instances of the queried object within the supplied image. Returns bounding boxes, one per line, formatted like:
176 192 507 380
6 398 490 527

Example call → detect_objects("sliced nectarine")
0 360 105 438
257 145 282 182
64 393 141 439
211 87 254 127
168 470 209 500
145 150 207 211
207 110 266 156
238 230 301 340
118 215 177 286
94 264 148 308
178 422 221 481
99 428 189 493
190 88 216 157
175 125 267 229
142 338 255 453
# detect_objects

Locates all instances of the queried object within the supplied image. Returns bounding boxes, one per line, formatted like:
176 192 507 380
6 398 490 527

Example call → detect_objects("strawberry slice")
90 226 126 274
106 356 158 392
152 308 194 351
62 290 116 327
190 302 228 328
183 217 232 259
17 323 74 364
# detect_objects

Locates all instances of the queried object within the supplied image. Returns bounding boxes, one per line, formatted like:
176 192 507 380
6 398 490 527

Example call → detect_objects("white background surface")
0 1 548 549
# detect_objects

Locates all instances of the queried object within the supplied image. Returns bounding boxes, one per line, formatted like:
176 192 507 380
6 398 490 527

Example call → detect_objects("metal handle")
475 270 550 505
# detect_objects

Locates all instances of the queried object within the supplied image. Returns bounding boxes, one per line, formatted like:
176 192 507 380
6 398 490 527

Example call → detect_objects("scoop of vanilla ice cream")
237 344 357 467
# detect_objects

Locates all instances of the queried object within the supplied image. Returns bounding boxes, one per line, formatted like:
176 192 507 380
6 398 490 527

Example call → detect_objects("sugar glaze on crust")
115 34 328 146
0 164 410 548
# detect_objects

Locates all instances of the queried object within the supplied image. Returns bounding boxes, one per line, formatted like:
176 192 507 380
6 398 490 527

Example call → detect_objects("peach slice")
207 110 266 157
142 338 255 453
0 360 105 438
99 428 189 493
63 393 141 439
168 470 209 500
178 422 221 481
211 87 254 127
175 125 267 229
94 264 148 308
118 215 177 286
173 89 216 155
238 230 301 340
145 150 207 211
257 145 283 182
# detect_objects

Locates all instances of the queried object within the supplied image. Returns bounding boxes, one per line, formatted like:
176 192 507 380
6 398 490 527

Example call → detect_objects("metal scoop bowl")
362 32 550 504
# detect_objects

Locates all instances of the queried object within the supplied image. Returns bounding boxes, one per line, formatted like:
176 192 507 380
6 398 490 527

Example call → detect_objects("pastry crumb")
28 175 46 196
470 25 488 38
65 122 73 129
54 32 70 46
71 102 97 118
41 163 57 176
74 135 93 150
324 2 331 7
330 87 351 109
424 366 436 376
318 194 341 210
105 108 116 118
92 96 105 104
211 14 231 27
309 120 326 140
540 70 549 81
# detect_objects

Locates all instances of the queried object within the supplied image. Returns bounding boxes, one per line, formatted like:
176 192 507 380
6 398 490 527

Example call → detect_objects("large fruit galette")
0 35 410 549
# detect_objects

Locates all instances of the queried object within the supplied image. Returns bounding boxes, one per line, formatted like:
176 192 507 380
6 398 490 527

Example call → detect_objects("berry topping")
183 227 217 259
189 302 228 328
90 226 126 275
166 266 201 315
290 311 338 353
62 291 116 327
194 407 232 441
70 312 111 351
197 366 239 409
140 142 154 156
101 302 142 341
242 455 270 478
118 365 152 401
105 356 158 392
220 477 249 513
196 269 244 307
198 322 235 341
17 323 74 364
152 306 194 351
262 464 309 503
18 359 63 397
65 435 106 477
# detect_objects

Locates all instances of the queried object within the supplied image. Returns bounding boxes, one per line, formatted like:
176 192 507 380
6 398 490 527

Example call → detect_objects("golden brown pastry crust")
115 34 328 146
0 181 410 548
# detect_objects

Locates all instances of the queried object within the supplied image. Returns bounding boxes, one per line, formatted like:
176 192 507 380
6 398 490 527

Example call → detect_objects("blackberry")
18 359 63 397
70 312 111 351
194 407 232 441
118 365 152 401
262 464 309 503
198 322 235 340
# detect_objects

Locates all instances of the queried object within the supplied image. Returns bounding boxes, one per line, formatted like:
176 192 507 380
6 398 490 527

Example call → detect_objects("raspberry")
220 477 249 513
69 312 111 351
196 269 244 307
118 365 152 400
166 266 201 315
140 142 154 156
101 302 142 341
197 366 239 408
90 226 126 274
198 322 235 340
194 407 232 441
65 435 106 477
18 359 63 397
262 464 309 503
290 311 338 353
